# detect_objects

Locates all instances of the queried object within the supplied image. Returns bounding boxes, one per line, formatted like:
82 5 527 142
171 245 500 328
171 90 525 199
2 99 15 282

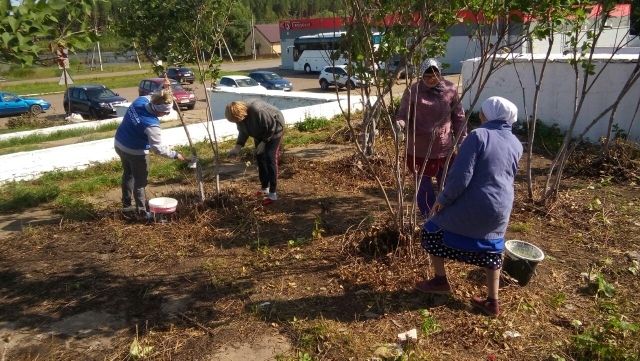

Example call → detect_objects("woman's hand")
430 201 443 216
228 145 242 157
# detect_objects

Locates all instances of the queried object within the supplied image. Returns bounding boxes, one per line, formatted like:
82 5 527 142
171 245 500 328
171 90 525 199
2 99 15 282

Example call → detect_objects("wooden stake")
165 75 206 202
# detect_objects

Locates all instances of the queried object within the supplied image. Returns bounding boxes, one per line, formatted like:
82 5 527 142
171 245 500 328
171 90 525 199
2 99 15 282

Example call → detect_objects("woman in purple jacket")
395 59 466 216
416 97 523 317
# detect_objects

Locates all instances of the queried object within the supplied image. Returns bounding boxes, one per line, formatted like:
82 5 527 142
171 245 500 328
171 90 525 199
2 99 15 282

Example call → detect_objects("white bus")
292 31 382 73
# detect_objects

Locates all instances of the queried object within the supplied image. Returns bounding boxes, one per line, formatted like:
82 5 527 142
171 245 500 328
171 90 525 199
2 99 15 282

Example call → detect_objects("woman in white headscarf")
415 96 523 317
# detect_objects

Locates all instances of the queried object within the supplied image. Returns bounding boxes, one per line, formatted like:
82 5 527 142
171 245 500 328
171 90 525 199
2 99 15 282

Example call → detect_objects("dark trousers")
115 147 149 211
407 156 447 216
255 137 281 193
417 171 444 216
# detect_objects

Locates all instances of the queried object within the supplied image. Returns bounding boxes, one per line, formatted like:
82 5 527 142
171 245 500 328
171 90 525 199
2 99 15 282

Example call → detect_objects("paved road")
32 58 352 124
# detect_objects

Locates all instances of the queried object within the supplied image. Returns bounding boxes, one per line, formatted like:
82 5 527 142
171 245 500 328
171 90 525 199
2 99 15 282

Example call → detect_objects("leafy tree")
116 0 247 63
240 0 346 22
222 2 252 55
1 0 98 65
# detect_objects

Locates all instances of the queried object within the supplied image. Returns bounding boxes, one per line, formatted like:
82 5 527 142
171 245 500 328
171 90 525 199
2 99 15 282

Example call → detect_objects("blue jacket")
115 96 160 151
430 120 523 244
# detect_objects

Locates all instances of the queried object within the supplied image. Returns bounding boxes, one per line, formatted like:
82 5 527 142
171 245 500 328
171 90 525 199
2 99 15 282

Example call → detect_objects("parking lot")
22 59 433 125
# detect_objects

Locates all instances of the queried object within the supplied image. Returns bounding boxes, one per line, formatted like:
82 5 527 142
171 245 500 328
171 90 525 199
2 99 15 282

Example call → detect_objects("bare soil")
1 140 639 360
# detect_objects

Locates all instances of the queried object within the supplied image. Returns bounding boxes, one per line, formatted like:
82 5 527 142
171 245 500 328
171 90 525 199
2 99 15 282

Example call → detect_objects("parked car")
63 84 127 119
318 65 367 90
384 55 416 79
0 91 51 117
215 75 267 91
138 78 196 110
248 71 293 91
165 67 195 84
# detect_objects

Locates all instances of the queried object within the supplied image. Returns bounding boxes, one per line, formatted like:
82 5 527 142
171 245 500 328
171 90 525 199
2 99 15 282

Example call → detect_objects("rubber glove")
255 141 266 155
228 144 242 157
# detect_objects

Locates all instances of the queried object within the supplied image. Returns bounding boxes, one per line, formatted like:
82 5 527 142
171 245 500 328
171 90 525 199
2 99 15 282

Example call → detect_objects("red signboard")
279 17 345 32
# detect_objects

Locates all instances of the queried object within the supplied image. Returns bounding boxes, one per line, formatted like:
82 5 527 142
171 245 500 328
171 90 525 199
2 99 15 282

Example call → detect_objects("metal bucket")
503 240 545 286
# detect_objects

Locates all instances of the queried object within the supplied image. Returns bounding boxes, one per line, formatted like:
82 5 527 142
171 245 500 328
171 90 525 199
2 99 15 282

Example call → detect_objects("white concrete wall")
208 87 347 120
0 92 368 183
461 54 640 142
440 37 482 74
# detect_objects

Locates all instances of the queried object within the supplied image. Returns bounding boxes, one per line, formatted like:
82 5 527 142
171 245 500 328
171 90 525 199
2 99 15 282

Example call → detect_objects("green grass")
0 122 119 150
284 115 344 147
295 116 331 132
0 182 60 213
54 195 96 220
1 69 245 95
0 122 192 155
0 161 124 213
571 315 639 360
509 221 532 233
0 72 155 95
0 62 152 81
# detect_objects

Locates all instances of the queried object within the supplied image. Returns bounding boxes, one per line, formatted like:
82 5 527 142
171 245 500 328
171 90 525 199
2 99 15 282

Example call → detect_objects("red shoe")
415 277 452 295
262 197 275 206
255 189 268 197
471 296 500 317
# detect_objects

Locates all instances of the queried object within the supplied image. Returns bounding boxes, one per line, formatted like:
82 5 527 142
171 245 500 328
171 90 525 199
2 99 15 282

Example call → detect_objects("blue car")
248 71 293 91
0 91 51 117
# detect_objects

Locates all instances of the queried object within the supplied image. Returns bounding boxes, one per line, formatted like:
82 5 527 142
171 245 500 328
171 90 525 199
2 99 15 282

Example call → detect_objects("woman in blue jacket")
114 90 186 217
416 96 523 317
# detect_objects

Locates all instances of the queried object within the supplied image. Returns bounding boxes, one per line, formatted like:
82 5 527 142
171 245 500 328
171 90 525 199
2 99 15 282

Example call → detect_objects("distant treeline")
241 0 347 22
90 0 346 54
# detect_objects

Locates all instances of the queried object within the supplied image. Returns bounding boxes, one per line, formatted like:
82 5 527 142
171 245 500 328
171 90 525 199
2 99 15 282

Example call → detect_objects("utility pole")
93 12 103 71
222 37 235 63
133 41 142 69
90 44 96 71
251 15 257 60
97 41 103 71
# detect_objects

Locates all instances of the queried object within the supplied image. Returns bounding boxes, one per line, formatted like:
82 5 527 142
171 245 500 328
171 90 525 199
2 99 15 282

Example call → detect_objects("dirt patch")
0 207 61 236
209 333 291 361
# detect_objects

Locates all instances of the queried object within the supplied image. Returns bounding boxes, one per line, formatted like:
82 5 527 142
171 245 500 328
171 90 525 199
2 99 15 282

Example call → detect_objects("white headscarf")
151 102 172 114
419 58 441 76
480 96 518 125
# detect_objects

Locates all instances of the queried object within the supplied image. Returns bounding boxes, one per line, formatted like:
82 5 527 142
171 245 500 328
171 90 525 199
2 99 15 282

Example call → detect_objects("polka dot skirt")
421 229 503 270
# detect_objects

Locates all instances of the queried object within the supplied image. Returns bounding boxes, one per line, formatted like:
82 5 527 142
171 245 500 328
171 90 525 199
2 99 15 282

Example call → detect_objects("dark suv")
165 67 195 84
138 78 196 110
63 84 127 119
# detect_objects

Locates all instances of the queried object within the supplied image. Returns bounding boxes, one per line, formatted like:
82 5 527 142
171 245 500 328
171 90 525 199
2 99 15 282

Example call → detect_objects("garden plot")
1 123 639 359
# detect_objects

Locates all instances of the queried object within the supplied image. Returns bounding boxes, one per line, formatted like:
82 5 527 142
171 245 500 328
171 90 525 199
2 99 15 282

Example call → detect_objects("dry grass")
1 140 639 360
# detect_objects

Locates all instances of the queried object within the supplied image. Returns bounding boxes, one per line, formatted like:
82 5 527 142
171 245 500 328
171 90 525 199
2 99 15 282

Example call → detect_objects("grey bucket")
503 240 545 286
